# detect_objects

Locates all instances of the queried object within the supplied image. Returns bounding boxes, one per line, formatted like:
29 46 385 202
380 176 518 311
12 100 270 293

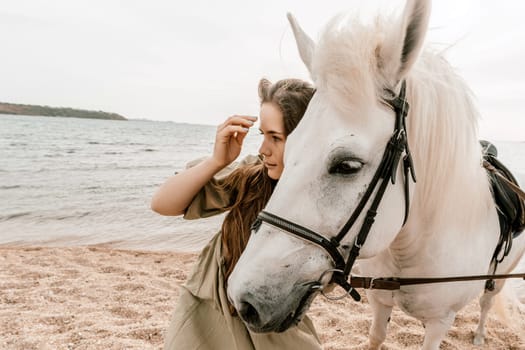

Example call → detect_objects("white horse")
227 1 525 349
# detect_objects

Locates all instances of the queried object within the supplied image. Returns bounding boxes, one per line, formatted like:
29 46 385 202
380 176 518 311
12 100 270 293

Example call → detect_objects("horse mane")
313 14 493 229
405 52 491 227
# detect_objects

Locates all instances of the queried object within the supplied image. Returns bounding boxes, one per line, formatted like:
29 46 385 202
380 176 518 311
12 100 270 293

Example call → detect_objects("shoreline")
1 245 524 349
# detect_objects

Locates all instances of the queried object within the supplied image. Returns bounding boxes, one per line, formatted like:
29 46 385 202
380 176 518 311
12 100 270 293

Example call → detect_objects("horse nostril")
238 301 261 325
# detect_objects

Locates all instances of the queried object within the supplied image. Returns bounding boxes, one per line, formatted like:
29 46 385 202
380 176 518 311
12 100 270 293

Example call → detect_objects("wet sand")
1 245 524 349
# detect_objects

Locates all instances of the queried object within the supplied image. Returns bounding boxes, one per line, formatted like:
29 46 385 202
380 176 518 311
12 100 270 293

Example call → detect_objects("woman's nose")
259 140 270 157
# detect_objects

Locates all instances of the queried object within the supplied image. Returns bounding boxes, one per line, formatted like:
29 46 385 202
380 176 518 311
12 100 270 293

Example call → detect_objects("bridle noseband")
252 81 416 301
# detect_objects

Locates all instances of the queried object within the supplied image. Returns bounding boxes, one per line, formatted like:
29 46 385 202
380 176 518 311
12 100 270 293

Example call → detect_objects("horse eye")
329 159 363 175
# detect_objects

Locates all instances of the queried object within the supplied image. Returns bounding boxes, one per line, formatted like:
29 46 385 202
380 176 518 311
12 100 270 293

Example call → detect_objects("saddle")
481 140 525 264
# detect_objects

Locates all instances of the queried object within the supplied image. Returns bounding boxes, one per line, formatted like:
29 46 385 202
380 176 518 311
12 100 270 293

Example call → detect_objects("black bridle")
252 81 416 301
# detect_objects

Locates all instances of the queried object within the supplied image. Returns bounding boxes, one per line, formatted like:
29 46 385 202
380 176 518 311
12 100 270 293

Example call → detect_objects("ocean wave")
53 212 92 220
0 212 32 221
33 164 169 173
39 149 78 158
0 185 22 189
114 165 168 170
0 209 94 223
87 141 148 146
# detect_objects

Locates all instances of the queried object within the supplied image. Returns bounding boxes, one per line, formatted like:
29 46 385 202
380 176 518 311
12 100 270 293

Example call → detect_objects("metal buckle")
313 269 354 301
322 287 351 301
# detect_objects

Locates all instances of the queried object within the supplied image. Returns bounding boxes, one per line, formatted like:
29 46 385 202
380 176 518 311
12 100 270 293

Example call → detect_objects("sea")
0 114 263 252
1 114 524 254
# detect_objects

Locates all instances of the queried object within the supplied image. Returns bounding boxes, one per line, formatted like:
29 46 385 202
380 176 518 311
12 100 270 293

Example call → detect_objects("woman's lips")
264 162 277 168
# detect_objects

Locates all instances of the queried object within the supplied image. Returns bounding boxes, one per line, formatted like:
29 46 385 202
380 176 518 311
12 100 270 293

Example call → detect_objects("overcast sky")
1 0 524 140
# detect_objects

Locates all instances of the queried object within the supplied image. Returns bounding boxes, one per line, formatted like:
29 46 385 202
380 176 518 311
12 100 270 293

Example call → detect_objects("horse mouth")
275 288 317 332
247 289 317 333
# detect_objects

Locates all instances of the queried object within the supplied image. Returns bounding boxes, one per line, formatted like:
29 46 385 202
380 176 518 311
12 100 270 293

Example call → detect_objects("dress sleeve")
183 154 261 220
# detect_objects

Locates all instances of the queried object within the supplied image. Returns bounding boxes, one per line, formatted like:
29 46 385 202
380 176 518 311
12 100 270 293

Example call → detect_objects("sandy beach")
1 245 524 350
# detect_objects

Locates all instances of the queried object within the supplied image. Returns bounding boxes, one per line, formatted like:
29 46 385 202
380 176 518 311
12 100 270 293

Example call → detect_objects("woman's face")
258 102 286 180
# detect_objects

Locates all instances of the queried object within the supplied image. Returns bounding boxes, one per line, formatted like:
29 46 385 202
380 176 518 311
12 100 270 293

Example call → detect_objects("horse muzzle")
228 280 318 333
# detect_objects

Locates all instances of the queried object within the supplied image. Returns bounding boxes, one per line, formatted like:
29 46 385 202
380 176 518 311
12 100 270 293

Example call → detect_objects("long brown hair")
220 78 315 299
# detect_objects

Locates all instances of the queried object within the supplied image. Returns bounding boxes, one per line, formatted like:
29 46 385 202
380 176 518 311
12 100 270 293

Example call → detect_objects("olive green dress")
164 156 322 350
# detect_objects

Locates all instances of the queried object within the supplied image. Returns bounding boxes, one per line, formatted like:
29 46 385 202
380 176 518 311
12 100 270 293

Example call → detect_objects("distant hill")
0 102 127 120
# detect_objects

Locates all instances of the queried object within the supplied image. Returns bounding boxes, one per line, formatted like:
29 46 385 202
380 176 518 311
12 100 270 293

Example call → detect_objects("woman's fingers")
235 129 249 145
218 125 250 139
212 115 257 167
218 115 257 131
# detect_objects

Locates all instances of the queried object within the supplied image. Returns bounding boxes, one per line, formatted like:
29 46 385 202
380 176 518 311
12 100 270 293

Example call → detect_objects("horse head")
227 0 432 333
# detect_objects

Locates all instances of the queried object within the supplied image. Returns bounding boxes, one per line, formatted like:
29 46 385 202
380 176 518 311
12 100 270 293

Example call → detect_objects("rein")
349 273 525 291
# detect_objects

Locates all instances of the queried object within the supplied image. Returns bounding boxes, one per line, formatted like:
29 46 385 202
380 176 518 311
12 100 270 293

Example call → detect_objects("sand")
1 245 524 350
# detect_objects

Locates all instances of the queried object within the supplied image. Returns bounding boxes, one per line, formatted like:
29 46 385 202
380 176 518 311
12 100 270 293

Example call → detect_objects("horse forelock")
311 14 395 113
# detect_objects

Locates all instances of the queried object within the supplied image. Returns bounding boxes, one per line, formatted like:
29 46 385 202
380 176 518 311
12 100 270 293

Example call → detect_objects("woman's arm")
151 157 224 216
151 115 257 216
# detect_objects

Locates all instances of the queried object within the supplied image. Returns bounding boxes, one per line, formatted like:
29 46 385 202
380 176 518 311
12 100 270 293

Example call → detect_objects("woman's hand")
211 115 257 168
151 115 256 216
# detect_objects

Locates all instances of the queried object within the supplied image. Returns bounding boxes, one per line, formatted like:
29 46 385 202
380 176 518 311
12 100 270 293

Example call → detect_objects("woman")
151 78 319 350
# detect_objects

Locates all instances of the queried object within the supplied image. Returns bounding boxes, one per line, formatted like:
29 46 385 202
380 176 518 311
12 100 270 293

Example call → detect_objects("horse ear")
380 0 431 85
287 13 315 72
